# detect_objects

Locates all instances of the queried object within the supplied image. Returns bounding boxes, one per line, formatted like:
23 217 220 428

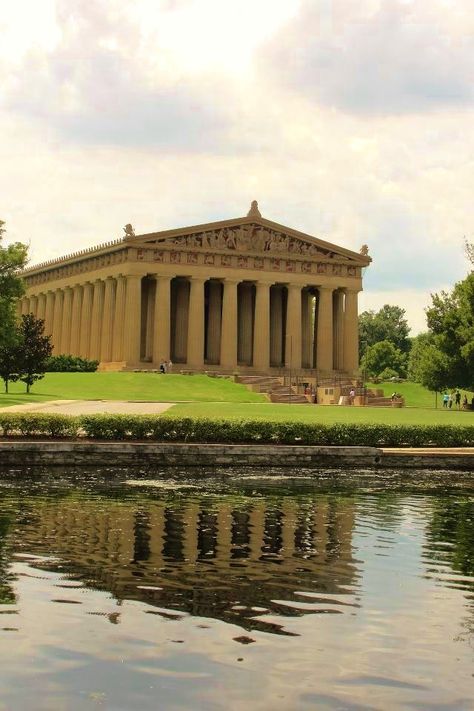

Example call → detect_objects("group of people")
442 390 471 409
159 360 173 374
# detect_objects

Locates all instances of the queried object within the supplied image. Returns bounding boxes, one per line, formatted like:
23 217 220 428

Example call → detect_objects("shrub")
1 414 474 448
0 413 79 438
46 355 99 372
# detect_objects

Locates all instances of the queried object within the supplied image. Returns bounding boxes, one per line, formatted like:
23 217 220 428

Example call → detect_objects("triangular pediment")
126 215 370 265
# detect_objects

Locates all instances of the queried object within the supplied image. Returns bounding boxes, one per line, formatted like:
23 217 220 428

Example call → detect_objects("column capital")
318 285 335 292
189 276 206 284
343 286 362 294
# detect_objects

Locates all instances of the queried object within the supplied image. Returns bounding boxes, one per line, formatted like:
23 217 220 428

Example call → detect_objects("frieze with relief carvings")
159 224 351 260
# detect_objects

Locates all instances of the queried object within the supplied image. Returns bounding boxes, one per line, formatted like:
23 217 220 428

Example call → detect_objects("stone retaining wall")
1 441 473 470
0 441 381 469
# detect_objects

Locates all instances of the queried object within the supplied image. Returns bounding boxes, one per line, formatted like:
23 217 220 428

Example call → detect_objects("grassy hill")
0 372 266 408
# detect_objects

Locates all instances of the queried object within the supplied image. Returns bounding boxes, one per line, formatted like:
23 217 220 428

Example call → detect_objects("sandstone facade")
20 202 371 376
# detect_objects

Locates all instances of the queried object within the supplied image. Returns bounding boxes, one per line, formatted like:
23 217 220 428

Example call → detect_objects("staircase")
366 392 404 408
236 375 310 404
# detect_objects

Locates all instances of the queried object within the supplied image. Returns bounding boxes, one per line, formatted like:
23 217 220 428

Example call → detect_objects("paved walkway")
383 447 474 455
2 400 175 415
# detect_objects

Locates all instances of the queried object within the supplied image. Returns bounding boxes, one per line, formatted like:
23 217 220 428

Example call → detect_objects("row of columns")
22 275 360 372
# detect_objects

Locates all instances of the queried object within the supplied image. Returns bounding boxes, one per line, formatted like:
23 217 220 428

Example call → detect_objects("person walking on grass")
448 393 453 409
443 392 449 408
455 390 461 409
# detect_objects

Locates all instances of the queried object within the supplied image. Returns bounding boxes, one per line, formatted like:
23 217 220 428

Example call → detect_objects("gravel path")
2 400 175 415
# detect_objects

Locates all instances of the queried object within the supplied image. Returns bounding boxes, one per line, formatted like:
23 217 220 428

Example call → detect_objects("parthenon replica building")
20 202 371 378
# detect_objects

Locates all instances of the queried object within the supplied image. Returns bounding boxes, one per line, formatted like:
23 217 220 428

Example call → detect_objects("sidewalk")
1 400 175 415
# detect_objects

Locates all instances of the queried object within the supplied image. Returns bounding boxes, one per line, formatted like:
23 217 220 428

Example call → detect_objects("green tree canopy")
420 273 474 391
360 339 407 379
0 220 28 346
359 304 411 358
17 314 53 393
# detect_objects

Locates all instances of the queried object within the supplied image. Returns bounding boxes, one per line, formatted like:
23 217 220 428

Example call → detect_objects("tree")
0 336 21 393
420 273 474 391
407 332 433 382
0 220 28 347
360 339 407 379
16 314 52 393
464 237 474 267
359 304 411 359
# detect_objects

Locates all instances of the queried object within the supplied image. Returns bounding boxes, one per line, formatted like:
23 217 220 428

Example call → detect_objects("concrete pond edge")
1 441 474 470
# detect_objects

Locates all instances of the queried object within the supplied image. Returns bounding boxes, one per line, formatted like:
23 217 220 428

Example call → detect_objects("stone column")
60 287 73 354
145 281 155 362
333 290 345 370
44 291 55 338
220 279 238 369
79 282 94 358
343 289 360 372
52 289 64 353
37 293 46 322
123 274 142 364
238 283 254 365
286 284 302 369
153 275 171 364
206 280 222 364
21 298 30 316
100 277 116 363
69 285 82 356
172 280 189 362
112 275 126 362
187 277 205 368
316 286 334 372
29 295 38 318
301 289 314 369
89 280 105 361
270 286 283 366
253 280 271 371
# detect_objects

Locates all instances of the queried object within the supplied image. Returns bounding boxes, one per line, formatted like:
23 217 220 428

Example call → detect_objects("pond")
0 468 473 710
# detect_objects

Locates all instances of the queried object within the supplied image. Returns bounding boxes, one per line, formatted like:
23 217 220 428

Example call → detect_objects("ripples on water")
0 468 473 710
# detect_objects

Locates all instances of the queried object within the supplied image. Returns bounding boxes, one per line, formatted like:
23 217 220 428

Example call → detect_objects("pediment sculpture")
152 224 346 260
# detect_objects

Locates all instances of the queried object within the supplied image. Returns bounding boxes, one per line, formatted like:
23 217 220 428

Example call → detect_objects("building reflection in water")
8 492 359 634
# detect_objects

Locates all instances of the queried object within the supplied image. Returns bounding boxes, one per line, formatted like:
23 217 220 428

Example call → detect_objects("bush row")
46 355 99 372
0 413 474 447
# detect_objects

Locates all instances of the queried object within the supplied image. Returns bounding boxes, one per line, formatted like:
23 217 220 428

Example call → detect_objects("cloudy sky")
1 0 473 333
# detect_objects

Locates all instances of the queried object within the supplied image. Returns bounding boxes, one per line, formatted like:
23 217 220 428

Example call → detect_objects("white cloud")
259 0 474 114
1 0 473 333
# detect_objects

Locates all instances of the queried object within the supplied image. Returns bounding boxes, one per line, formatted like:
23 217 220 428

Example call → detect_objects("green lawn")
169 401 474 426
2 373 473 427
367 381 474 409
0 373 266 408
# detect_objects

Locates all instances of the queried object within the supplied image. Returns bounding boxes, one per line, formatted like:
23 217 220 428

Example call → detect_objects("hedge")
46 355 99 372
0 413 474 447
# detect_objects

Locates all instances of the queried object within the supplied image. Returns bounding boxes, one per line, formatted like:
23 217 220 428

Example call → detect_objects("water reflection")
0 474 473 710
1 488 359 634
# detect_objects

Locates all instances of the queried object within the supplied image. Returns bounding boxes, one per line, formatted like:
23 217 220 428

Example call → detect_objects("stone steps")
367 397 404 407
236 375 310 404
270 392 310 404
